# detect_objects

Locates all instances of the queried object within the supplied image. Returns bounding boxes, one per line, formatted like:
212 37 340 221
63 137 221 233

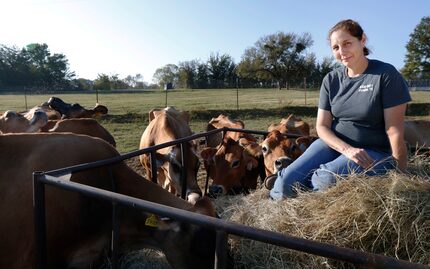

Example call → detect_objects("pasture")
1 88 430 153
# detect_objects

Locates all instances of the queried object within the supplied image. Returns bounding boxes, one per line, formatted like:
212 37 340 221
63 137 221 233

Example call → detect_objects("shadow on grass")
99 103 429 123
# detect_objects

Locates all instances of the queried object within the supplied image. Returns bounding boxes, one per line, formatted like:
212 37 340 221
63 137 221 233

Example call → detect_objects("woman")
270 19 411 200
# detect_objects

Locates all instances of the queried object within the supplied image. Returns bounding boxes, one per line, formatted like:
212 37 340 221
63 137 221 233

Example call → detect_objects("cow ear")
193 196 217 217
245 157 259 171
93 104 108 116
295 137 312 152
240 139 262 158
148 108 163 122
200 148 217 165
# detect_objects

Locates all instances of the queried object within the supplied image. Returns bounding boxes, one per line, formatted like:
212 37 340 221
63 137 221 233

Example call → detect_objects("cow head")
48 96 108 119
119 196 218 269
261 130 314 176
0 108 48 133
151 142 202 204
268 114 310 136
205 114 245 147
201 137 260 197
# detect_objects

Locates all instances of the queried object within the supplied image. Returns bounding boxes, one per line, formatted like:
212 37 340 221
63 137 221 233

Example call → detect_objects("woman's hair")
328 19 370 56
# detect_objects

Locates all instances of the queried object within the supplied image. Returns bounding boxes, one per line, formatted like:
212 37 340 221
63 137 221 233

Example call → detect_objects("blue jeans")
269 138 395 200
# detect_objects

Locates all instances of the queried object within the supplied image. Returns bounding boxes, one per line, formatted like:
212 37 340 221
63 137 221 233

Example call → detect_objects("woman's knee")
311 168 338 191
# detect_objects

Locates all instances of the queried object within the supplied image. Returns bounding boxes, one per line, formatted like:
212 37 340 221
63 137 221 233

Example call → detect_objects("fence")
33 127 429 269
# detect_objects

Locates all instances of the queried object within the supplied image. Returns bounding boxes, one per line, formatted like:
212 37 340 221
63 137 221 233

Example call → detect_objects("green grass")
1 88 429 153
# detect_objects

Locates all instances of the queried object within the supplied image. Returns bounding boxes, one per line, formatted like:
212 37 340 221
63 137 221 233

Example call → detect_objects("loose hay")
214 165 430 268
118 249 172 269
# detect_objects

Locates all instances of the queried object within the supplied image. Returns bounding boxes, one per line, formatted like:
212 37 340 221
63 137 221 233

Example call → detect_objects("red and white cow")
139 107 202 204
0 133 217 269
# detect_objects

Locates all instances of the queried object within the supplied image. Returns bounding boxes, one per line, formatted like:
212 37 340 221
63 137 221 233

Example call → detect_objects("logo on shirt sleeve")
358 84 374 92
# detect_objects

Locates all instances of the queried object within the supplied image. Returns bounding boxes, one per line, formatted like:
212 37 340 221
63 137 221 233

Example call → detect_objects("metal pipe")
150 151 158 184
180 142 187 199
32 172 47 269
215 231 228 269
38 174 429 269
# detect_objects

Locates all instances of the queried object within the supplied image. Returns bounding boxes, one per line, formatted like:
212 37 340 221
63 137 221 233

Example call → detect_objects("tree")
207 53 236 88
93 73 111 90
195 63 209 89
402 16 430 79
178 60 199 89
237 32 314 89
152 64 178 88
24 43 75 89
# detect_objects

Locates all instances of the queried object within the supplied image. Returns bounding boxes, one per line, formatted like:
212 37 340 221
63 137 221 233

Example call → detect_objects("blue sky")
2 0 429 83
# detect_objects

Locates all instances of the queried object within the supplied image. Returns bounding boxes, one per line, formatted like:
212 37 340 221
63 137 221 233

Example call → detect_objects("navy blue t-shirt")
319 59 411 152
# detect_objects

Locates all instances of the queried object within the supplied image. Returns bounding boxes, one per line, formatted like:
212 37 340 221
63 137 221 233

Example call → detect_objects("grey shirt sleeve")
381 65 412 108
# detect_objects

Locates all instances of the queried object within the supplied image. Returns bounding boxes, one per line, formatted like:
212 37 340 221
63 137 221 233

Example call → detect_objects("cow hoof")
264 174 278 190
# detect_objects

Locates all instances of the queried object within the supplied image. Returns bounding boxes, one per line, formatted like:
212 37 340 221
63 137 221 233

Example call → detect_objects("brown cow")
139 107 202 204
268 114 310 136
0 133 217 269
40 118 116 147
205 114 257 147
201 115 263 197
48 96 108 119
0 107 48 133
261 130 314 177
404 119 430 149
201 137 261 197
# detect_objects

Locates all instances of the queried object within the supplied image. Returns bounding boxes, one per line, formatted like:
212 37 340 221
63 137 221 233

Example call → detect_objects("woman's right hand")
343 146 375 169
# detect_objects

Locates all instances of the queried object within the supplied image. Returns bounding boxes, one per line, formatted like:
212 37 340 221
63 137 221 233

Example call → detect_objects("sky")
1 0 429 83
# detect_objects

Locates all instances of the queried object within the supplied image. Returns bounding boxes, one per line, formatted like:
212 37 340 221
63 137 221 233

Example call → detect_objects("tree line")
1 16 429 91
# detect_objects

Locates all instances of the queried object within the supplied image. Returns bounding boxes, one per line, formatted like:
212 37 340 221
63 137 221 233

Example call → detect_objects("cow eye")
262 145 268 154
291 144 297 151
231 160 240 168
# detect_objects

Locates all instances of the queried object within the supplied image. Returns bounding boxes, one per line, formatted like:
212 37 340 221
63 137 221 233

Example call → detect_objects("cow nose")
208 185 224 198
275 157 293 171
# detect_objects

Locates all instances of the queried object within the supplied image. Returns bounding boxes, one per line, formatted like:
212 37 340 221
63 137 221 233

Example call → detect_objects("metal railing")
32 127 429 269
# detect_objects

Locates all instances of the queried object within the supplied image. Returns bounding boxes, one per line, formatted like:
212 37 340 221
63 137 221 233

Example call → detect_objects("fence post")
304 77 307 106
33 171 47 269
236 78 239 110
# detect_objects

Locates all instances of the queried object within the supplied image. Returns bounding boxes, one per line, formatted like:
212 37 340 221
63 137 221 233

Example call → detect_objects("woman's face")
330 29 366 69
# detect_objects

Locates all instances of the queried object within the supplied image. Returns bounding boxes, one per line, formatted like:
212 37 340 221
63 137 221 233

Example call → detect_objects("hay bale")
215 167 430 268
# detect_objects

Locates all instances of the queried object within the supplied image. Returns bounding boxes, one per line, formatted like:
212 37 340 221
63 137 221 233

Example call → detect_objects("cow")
38 101 62 120
404 119 430 149
205 114 256 147
1 108 116 147
200 136 261 197
0 107 48 133
139 107 202 204
268 114 311 136
0 133 217 269
201 114 263 197
47 96 108 119
40 118 116 147
261 130 315 176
